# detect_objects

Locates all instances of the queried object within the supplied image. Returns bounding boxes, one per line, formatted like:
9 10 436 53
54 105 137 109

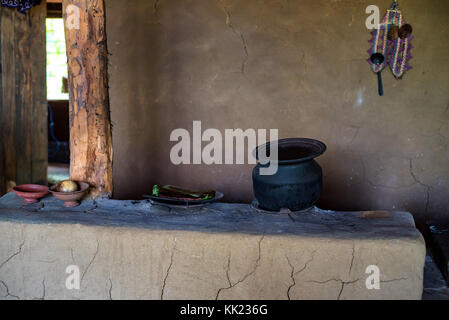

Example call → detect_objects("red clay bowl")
12 184 49 204
49 182 90 207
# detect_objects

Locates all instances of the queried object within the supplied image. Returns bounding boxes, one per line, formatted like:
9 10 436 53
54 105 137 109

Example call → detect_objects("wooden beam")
29 5 48 186
0 3 47 195
0 8 16 195
16 4 47 186
62 0 113 197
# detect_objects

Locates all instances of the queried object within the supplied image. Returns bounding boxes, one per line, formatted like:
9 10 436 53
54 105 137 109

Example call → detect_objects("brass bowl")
50 182 90 207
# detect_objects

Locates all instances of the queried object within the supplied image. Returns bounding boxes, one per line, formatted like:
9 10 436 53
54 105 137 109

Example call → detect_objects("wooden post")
0 3 47 195
62 0 113 197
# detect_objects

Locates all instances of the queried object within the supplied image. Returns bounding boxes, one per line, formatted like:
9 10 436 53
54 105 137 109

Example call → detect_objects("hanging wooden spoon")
388 25 399 41
398 24 413 39
370 53 385 96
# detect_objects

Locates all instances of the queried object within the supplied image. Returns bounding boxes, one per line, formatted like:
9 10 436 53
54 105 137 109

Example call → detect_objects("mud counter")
0 193 425 300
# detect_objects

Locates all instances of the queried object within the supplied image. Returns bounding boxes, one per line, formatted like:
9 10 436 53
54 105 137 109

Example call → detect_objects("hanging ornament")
367 0 414 95
385 2 413 78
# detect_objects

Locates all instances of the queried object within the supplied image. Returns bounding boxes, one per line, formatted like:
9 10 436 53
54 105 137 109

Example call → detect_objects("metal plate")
143 191 224 206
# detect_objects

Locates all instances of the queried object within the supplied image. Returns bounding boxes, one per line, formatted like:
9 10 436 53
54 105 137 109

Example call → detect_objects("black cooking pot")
252 138 326 212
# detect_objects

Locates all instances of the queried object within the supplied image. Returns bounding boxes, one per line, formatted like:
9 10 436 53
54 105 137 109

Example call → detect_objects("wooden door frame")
0 0 113 197
0 2 47 195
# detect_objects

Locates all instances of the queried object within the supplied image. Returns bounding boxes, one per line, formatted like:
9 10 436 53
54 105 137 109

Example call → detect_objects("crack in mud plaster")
161 243 176 300
216 235 264 300
360 156 433 220
380 277 408 283
219 1 249 75
70 248 76 264
285 256 295 300
409 159 432 220
284 250 316 300
307 246 360 300
294 250 317 276
108 278 113 300
215 254 232 300
0 280 20 300
360 157 421 190
348 242 355 277
307 278 361 300
0 240 25 271
81 240 100 283
38 278 46 300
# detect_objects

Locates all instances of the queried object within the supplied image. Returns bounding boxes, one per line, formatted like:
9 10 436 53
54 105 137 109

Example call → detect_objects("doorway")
46 1 70 185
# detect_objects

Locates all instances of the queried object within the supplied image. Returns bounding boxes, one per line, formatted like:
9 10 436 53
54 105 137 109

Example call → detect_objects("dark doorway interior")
46 2 69 185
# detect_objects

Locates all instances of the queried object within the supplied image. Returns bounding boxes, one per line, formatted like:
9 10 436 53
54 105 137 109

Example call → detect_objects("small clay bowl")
50 182 90 207
12 184 49 204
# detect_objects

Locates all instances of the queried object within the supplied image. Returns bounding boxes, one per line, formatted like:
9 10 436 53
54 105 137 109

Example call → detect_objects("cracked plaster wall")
106 0 449 223
0 221 424 300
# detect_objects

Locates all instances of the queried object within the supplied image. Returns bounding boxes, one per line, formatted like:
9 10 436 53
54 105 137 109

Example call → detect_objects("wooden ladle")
388 26 399 41
370 53 385 96
398 24 413 39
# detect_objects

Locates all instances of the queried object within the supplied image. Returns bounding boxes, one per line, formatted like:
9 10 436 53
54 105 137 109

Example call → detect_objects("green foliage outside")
47 18 69 100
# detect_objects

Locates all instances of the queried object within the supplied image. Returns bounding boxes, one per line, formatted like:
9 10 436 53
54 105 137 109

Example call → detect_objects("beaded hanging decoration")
367 0 413 79
1 0 42 14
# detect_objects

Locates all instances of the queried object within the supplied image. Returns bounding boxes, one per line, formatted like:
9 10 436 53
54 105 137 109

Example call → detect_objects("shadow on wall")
106 0 449 224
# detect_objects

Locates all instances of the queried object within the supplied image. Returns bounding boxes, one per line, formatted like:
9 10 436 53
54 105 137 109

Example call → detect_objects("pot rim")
254 138 327 164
